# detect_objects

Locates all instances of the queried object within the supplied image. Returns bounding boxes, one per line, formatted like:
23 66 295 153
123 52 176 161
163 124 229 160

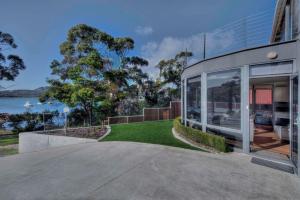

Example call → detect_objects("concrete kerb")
98 125 111 141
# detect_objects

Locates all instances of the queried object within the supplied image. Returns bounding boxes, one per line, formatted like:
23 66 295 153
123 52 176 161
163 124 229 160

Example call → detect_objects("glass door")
292 76 298 167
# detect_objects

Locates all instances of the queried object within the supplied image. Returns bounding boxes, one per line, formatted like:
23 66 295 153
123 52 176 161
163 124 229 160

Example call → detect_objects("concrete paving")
0 142 299 200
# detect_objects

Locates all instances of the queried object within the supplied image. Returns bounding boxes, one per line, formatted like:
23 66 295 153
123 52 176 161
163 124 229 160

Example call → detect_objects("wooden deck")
252 128 290 157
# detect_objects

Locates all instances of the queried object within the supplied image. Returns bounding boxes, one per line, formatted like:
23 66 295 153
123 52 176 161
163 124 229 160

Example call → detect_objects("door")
291 76 299 167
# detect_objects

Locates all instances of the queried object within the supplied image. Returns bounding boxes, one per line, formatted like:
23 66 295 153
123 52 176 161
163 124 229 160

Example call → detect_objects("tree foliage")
144 79 171 107
155 51 192 100
42 24 148 120
0 31 25 81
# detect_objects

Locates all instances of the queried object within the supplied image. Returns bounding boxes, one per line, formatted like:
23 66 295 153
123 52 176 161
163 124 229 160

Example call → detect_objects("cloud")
135 26 153 36
140 30 235 79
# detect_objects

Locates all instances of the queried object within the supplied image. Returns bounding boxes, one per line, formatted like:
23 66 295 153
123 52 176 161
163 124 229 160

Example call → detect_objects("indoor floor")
252 128 290 161
250 76 291 162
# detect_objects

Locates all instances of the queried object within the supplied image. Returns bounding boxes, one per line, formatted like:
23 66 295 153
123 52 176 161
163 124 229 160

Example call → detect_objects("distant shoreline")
0 87 48 98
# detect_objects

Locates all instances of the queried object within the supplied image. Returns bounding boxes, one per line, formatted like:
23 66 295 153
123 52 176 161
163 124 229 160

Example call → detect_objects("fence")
1 102 181 132
0 111 105 134
107 101 181 125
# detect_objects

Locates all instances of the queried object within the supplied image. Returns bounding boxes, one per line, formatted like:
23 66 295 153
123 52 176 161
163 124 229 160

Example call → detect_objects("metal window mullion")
201 73 207 132
184 78 187 126
241 65 250 153
181 80 184 123
289 76 293 161
206 124 242 134
186 119 202 126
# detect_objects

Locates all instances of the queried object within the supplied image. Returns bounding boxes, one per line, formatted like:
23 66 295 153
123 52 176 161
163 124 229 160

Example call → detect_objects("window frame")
206 68 242 134
186 75 202 125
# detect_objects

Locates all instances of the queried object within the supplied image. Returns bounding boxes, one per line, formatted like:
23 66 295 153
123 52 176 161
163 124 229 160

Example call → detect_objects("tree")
144 79 171 107
0 31 25 81
156 51 192 99
42 24 148 122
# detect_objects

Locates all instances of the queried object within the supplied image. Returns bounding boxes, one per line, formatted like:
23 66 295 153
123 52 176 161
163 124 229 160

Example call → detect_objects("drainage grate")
251 157 294 174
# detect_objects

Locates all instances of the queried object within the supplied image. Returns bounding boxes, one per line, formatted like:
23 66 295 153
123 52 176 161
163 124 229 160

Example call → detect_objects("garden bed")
38 126 107 139
173 118 227 152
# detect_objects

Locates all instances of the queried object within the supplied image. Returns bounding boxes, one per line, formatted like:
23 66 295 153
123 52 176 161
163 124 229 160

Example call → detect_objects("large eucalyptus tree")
0 31 25 83
42 24 148 120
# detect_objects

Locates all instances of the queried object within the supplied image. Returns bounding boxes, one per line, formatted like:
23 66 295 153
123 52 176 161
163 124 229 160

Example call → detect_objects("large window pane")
187 76 201 123
207 69 241 130
292 77 298 167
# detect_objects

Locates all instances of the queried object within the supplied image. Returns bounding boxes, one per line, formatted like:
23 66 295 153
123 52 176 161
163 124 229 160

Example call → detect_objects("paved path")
0 142 299 200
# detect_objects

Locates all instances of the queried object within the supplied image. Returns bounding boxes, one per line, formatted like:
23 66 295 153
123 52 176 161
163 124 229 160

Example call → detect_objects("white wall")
19 132 97 153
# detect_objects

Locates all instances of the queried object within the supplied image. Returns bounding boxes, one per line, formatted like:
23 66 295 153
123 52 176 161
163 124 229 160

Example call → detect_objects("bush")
173 117 227 152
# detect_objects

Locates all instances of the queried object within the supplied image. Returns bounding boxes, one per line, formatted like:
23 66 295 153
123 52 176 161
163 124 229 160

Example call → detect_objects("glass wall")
207 69 242 144
186 76 201 123
292 77 298 167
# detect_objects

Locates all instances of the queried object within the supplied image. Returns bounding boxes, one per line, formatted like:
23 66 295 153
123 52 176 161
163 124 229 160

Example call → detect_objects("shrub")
173 117 227 152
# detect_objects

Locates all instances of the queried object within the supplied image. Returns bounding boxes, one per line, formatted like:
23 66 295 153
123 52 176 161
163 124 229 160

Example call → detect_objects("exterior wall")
291 0 300 39
19 132 97 153
182 41 297 78
182 40 300 174
271 0 300 42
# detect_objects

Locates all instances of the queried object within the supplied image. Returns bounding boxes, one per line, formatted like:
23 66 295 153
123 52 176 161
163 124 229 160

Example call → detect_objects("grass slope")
101 120 201 151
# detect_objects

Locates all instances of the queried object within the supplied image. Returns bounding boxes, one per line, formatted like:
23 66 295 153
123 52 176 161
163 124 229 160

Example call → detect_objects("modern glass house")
181 0 300 175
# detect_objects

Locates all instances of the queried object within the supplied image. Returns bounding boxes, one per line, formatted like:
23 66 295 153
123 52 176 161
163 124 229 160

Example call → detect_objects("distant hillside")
0 87 49 97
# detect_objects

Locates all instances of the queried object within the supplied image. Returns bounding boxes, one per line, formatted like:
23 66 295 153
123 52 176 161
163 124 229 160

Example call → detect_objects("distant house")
181 0 300 175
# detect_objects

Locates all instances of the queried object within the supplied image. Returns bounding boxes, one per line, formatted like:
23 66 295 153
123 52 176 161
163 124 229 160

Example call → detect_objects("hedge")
173 117 227 152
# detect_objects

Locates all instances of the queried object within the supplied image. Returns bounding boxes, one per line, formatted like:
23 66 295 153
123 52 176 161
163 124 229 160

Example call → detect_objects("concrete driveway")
0 142 299 200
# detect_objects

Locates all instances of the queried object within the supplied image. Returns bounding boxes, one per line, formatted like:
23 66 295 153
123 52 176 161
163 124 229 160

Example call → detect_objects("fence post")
157 108 159 121
127 116 129 124
143 108 145 121
108 117 110 126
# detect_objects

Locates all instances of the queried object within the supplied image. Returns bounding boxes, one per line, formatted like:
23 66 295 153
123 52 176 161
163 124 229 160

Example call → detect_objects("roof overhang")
270 0 288 43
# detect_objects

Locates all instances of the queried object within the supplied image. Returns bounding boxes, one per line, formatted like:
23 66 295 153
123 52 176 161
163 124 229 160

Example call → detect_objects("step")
251 156 295 174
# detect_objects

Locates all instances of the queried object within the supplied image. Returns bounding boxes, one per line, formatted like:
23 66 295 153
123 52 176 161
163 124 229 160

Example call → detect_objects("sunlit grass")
101 120 202 151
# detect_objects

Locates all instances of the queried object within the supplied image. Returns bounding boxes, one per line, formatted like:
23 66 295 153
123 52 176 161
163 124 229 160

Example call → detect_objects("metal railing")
186 9 276 67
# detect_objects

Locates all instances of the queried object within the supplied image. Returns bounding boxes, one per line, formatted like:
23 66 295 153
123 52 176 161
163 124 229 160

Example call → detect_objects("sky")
0 0 276 90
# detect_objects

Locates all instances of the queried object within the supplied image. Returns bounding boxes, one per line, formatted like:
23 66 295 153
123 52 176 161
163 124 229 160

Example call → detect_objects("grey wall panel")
183 41 298 79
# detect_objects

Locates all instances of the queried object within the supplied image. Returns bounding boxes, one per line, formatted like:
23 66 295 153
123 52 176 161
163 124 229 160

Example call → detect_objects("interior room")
249 76 290 161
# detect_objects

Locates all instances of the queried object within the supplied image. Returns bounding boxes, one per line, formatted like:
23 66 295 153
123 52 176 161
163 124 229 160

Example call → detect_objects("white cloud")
140 30 235 79
135 26 154 36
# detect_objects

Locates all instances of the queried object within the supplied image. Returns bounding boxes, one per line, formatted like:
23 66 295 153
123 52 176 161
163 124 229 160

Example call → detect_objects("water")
0 97 65 114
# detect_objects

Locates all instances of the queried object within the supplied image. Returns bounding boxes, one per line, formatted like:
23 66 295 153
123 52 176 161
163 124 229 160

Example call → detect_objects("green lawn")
101 120 201 151
0 136 18 146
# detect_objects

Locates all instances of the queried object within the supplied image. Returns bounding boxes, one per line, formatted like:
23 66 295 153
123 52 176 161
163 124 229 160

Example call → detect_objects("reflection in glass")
187 76 201 123
292 77 298 167
207 69 241 130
